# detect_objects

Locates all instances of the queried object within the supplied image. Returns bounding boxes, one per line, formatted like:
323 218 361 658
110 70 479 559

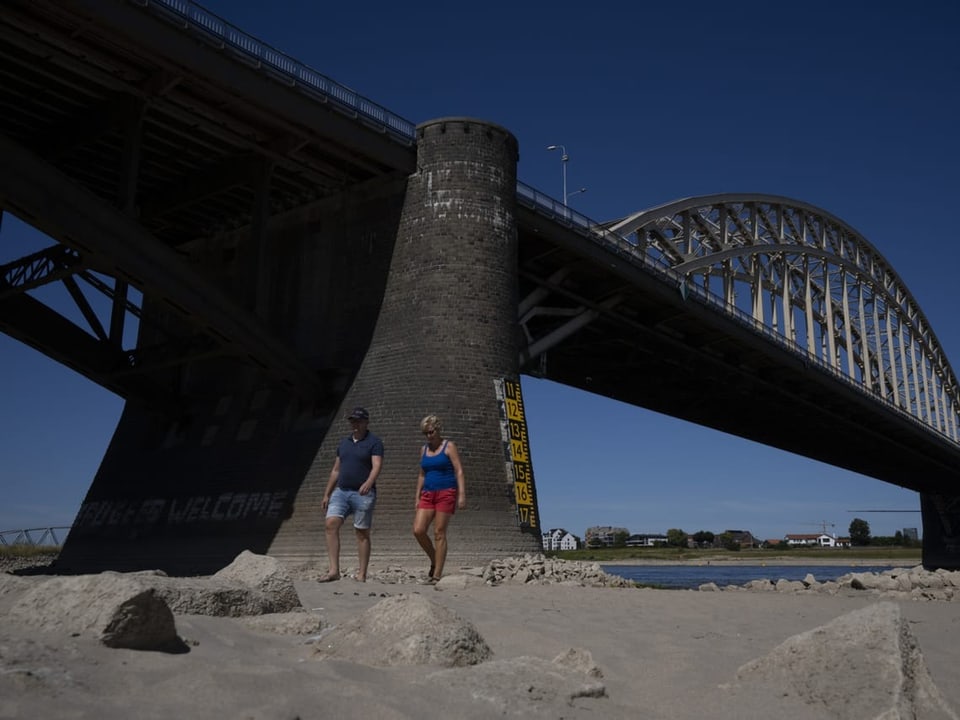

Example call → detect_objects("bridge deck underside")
0 0 413 248
0 0 415 403
517 209 960 496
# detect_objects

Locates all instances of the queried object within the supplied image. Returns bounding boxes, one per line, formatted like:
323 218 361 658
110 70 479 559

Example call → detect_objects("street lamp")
547 145 586 205
546 144 568 205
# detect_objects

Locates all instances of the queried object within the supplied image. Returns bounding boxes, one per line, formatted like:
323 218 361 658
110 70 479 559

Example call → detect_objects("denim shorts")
326 487 376 529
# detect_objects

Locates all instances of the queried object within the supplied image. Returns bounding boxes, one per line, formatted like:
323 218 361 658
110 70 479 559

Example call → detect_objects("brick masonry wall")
56 120 541 574
276 117 542 570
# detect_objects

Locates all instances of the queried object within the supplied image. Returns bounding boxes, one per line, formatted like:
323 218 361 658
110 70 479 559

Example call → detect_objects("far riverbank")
551 547 923 568
596 556 915 567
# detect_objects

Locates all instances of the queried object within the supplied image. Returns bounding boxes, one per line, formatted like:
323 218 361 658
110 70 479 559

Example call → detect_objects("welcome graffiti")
73 491 289 529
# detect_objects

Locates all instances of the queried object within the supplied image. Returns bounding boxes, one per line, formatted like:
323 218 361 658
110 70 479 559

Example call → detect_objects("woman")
413 414 466 583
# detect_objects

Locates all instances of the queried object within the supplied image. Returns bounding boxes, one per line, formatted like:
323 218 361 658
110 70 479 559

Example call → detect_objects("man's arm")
358 454 382 496
322 456 341 509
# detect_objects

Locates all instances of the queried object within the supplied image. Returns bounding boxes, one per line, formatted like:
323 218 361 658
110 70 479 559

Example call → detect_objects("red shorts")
418 488 457 514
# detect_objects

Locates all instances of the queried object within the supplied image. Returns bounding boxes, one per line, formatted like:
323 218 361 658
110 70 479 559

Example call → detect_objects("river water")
602 564 900 590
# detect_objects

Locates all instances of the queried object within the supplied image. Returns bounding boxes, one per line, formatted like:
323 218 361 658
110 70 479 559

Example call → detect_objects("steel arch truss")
607 194 960 441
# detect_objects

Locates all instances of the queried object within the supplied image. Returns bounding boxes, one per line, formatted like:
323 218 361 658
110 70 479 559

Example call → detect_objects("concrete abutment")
57 118 541 574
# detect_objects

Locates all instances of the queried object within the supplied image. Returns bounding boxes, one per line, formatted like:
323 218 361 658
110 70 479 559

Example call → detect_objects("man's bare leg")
355 527 371 581
322 516 343 580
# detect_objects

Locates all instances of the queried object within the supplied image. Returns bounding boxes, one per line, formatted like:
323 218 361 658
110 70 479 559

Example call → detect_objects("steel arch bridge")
517 188 960 566
603 194 960 442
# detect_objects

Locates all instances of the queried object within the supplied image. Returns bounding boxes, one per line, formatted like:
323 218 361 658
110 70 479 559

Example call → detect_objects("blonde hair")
419 414 442 434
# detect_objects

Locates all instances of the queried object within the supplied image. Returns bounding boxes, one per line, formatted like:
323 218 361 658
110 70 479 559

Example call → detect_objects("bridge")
2 0 958 572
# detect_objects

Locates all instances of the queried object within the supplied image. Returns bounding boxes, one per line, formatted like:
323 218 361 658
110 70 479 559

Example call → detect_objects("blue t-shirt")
336 432 384 491
421 440 457 491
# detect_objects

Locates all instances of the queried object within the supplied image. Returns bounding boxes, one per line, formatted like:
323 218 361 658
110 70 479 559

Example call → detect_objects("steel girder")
0 0 416 410
606 194 960 443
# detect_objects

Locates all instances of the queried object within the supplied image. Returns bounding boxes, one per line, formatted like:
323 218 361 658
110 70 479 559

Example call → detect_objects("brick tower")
272 117 542 569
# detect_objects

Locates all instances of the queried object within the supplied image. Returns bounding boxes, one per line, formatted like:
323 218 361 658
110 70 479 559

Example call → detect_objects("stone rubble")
7 551 959 602
352 555 960 601
321 553 636 588
698 564 960 601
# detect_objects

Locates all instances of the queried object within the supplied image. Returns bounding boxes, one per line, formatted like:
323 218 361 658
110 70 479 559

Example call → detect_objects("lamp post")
546 144 568 205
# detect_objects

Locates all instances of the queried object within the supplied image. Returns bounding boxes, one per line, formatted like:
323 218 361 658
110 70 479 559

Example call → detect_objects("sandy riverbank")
1 556 957 719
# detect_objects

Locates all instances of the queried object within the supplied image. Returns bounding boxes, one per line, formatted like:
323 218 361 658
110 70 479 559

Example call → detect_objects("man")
319 406 383 582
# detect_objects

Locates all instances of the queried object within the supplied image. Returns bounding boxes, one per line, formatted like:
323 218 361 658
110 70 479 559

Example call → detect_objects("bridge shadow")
55 387 336 575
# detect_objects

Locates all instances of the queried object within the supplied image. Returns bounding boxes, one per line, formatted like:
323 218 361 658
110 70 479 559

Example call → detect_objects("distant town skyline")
571 519 920 542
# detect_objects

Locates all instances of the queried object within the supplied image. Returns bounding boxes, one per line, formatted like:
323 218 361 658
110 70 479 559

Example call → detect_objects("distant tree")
666 528 687 547
849 518 871 546
612 530 629 548
718 532 741 551
692 531 715 547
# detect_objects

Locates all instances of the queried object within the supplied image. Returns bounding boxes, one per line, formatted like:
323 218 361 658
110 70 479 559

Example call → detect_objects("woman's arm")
414 447 426 508
446 441 466 509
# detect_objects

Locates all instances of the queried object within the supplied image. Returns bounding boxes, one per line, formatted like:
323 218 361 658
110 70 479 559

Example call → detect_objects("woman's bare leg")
413 508 436 573
432 511 453 579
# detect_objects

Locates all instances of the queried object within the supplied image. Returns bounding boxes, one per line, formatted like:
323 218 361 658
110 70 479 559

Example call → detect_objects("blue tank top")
421 440 456 491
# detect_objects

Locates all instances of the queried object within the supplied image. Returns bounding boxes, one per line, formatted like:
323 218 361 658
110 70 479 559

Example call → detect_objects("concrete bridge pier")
271 117 543 569
921 493 960 569
56 117 541 575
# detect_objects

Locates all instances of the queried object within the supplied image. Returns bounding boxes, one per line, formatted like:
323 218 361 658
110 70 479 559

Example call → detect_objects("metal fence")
0 527 71 547
143 0 417 143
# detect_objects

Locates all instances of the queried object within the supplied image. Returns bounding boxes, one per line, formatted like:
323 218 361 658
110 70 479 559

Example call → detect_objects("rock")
239 610 324 635
552 647 603 678
211 550 301 613
774 578 805 592
147 550 303 617
314 593 492 667
433 573 486 590
732 602 958 720
8 574 182 651
425 654 607 715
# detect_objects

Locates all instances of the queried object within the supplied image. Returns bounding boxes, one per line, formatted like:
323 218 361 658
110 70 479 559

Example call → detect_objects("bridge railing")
516 182 960 447
0 527 71 547
139 0 417 143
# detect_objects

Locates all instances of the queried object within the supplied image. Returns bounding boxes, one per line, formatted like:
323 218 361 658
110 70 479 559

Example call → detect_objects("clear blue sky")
3 1 957 541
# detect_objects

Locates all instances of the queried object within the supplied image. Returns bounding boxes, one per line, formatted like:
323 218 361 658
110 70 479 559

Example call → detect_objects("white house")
784 533 837 548
542 528 580 551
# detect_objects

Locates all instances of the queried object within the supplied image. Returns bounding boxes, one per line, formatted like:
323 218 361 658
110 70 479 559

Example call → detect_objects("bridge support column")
55 118 541 575
921 493 960 570
272 117 542 568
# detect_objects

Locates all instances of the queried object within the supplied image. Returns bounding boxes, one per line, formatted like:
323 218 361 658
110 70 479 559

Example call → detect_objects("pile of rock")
2 550 309 651
0 551 57 575
307 554 634 587
700 565 960 601
477 554 635 587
